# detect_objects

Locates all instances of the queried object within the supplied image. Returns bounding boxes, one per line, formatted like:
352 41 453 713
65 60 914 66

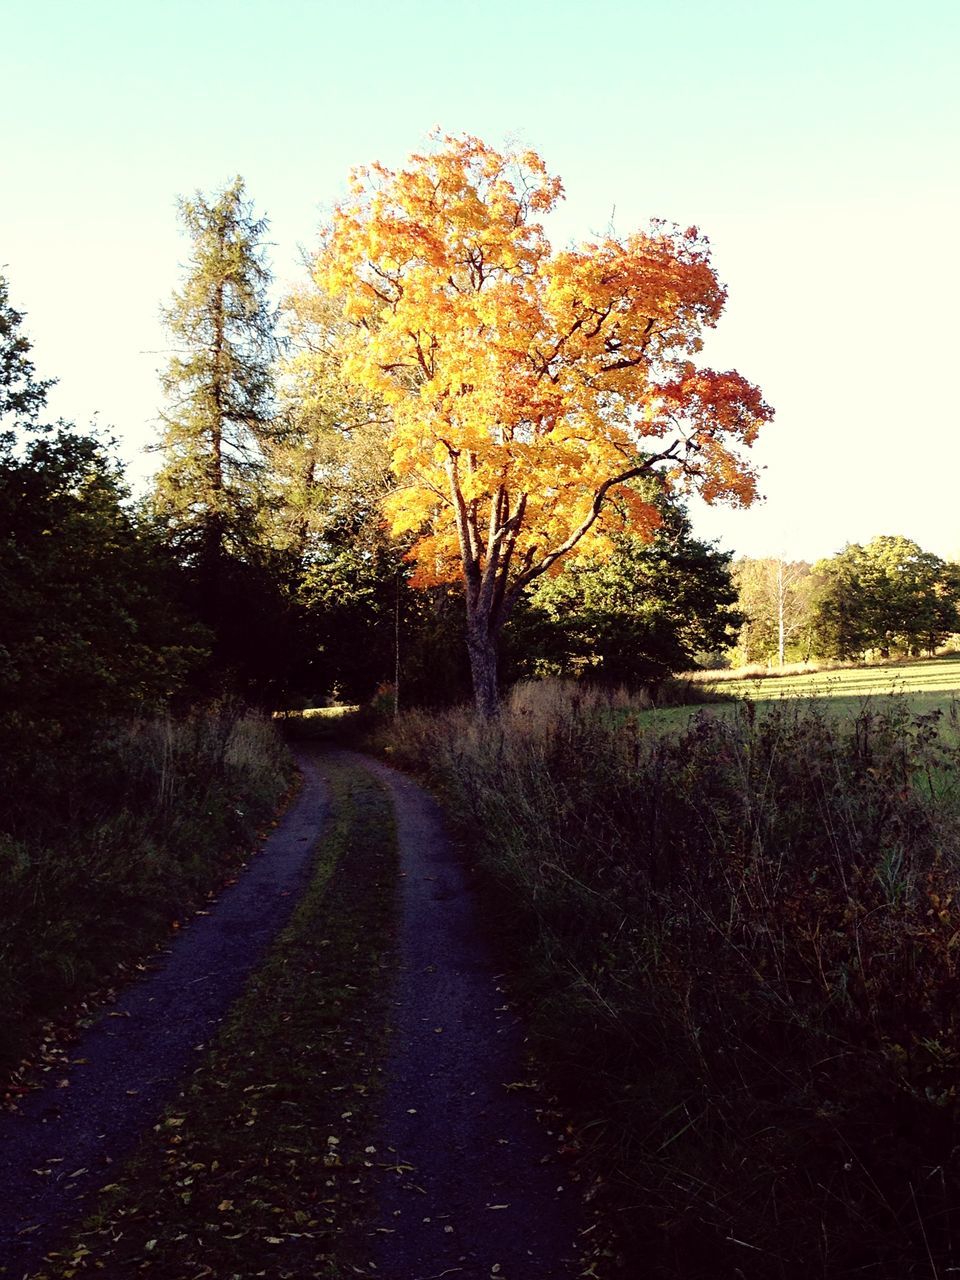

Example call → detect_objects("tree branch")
445 453 481 607
504 444 684 611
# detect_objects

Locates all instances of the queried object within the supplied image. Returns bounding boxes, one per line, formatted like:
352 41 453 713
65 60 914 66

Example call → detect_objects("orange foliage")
313 133 771 597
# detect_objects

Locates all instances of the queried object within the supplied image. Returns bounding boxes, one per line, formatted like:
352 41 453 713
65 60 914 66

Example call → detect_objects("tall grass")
0 706 292 1082
379 682 960 1278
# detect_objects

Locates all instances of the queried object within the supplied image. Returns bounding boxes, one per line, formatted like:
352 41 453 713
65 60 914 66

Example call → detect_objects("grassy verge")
377 683 960 1279
30 757 397 1280
0 707 293 1089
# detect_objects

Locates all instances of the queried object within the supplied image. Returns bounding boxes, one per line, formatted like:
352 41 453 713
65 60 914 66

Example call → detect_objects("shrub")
0 706 292 1081
380 685 960 1277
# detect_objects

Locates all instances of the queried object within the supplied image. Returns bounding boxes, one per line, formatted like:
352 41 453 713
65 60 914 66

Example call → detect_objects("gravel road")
0 747 582 1280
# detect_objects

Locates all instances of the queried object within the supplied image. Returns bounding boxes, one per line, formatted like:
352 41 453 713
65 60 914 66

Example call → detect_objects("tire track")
0 748 329 1277
352 753 582 1280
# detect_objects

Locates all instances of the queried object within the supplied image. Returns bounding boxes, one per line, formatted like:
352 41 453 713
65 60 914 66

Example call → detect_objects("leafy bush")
380 685 960 1277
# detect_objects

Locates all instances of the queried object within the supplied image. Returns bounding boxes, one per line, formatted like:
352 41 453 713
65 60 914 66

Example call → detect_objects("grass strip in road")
29 758 396 1280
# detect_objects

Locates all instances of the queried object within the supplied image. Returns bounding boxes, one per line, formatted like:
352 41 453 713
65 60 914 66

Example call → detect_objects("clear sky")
4 0 958 561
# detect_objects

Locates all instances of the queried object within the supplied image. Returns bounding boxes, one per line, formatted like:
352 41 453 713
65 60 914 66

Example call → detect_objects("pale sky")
4 0 958 562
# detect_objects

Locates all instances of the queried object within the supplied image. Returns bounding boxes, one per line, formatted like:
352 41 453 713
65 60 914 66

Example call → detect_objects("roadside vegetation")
379 680 960 1278
0 708 292 1088
32 759 397 1280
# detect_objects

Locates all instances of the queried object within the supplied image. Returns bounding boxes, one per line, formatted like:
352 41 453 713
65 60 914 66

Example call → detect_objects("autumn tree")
311 135 772 714
733 556 817 666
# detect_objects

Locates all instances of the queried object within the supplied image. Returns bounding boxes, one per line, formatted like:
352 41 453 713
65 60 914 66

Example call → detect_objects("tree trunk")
466 618 500 718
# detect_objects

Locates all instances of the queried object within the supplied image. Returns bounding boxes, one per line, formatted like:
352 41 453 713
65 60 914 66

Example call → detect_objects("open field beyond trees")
700 653 960 720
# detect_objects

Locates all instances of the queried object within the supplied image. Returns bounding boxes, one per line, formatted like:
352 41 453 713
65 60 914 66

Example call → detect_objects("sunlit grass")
274 705 360 720
732 655 960 702
647 656 960 736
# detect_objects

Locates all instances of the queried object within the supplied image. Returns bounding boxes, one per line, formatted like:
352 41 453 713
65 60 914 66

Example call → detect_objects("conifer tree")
153 177 277 582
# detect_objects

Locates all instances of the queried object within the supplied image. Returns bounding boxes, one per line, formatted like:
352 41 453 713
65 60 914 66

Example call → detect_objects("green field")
636 656 960 734
725 655 960 715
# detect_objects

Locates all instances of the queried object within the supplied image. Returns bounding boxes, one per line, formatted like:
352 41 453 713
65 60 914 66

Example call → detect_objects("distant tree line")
731 539 960 668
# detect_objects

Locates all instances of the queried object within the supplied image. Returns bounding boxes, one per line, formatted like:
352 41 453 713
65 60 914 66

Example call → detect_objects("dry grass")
378 684 960 1278
0 706 293 1084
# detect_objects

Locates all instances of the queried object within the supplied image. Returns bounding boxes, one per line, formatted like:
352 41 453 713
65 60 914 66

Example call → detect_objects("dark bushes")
0 708 292 1082
382 685 960 1277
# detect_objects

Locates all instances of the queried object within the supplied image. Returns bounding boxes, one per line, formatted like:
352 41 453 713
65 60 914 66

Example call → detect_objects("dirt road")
355 753 581 1280
0 752 330 1276
0 748 582 1279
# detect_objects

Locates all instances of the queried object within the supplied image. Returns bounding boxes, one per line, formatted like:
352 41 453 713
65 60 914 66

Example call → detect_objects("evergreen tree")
153 177 278 579
151 179 294 697
732 557 818 666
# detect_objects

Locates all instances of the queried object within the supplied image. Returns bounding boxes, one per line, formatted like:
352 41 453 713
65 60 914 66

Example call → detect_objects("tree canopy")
0 278 205 812
812 536 960 660
153 177 278 571
0 273 54 430
150 179 305 700
732 557 818 666
311 133 772 712
517 479 742 683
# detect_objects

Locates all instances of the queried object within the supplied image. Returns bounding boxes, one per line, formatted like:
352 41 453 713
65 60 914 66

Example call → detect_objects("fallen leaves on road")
28 764 399 1280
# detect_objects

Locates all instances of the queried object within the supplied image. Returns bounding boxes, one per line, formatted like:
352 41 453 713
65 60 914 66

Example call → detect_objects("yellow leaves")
300 131 770 594
383 485 439 538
